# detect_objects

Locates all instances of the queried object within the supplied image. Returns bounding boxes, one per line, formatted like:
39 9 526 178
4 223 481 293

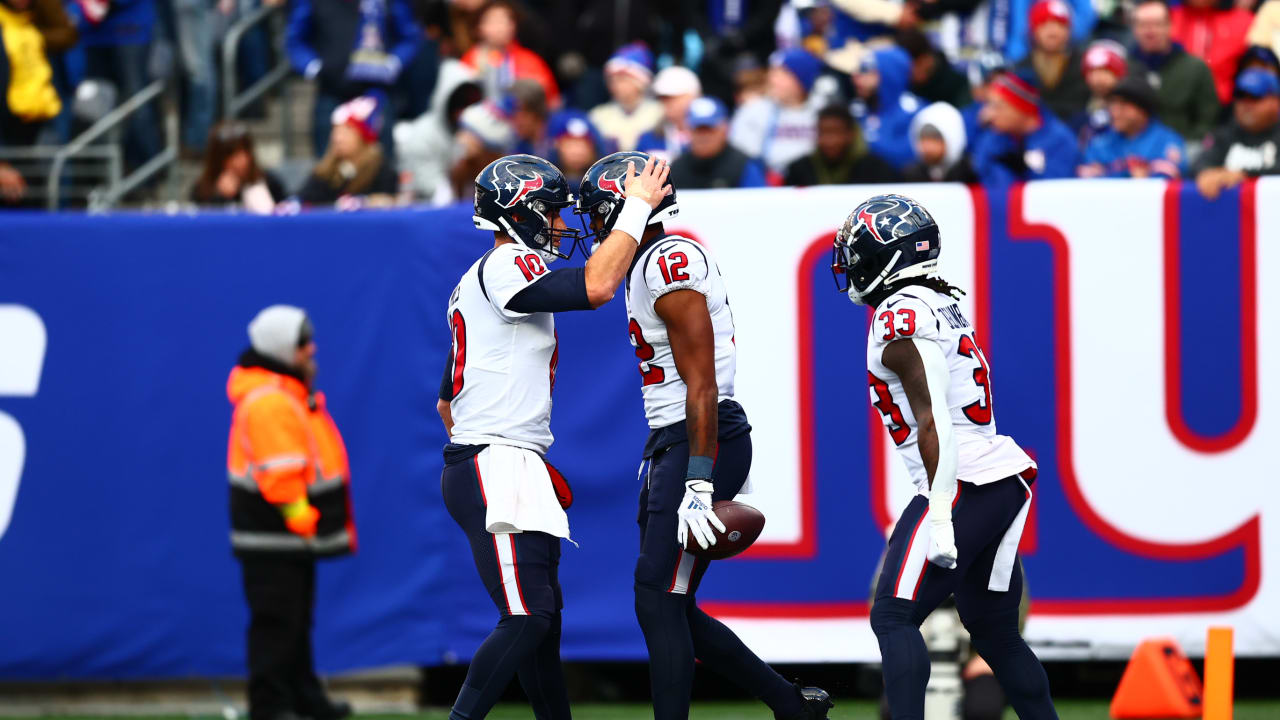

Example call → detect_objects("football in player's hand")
684 500 765 560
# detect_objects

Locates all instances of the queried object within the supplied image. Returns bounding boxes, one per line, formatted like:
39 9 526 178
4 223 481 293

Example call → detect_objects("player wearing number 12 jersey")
577 151 832 720
436 154 672 720
830 194 1057 720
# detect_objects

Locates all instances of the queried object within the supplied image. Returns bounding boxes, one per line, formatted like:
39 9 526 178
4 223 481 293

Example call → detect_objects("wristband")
686 455 714 480
614 195 652 245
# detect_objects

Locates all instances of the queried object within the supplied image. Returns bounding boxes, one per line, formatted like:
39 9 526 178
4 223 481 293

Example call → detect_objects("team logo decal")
855 197 914 244
597 168 627 197
490 160 545 208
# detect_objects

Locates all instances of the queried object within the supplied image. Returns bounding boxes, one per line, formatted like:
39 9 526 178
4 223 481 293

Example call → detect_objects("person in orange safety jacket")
227 304 354 720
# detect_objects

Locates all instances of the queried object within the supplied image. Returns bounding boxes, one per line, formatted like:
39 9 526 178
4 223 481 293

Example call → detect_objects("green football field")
17 701 1280 720
398 700 1278 719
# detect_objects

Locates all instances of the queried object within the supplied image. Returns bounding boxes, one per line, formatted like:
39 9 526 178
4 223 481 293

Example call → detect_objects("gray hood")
909 102 967 168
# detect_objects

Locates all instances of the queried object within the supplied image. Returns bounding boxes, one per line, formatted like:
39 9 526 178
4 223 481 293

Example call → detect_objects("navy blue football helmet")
474 154 581 260
831 194 942 305
575 151 678 250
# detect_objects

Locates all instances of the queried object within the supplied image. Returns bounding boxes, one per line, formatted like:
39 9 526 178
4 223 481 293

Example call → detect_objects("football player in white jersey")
576 151 833 720
436 153 671 720
830 194 1057 720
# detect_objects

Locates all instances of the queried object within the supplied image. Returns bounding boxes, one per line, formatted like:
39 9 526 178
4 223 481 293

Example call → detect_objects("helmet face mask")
473 154 583 261
830 194 942 306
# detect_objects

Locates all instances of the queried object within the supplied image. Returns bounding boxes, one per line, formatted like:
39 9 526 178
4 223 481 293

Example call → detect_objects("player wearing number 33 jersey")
578 152 833 720
436 153 674 720
831 194 1057 720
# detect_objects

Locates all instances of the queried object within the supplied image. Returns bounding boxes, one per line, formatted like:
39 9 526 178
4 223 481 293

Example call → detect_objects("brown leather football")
683 500 765 560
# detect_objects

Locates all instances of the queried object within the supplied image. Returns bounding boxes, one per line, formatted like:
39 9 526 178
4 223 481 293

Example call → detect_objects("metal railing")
45 79 179 211
223 4 295 157
0 145 119 207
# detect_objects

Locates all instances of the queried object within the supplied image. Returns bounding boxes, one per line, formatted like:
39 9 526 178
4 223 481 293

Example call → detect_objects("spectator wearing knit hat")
1078 40 1128 145
730 47 824 180
1080 76 1186 178
849 45 923 170
1193 69 1280 198
299 93 400 205
1130 0 1220 144
971 71 1079 183
547 110 604 186
1003 0 1097 63
636 66 703 161
1014 0 1090 126
589 42 663 152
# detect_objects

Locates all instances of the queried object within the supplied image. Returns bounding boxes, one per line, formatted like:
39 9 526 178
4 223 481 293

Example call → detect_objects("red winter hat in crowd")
990 72 1041 117
1082 40 1127 78
1029 0 1071 30
331 93 385 145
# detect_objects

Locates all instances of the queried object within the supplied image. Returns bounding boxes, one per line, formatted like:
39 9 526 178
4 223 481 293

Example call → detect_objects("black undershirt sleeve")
505 267 593 313
439 351 454 402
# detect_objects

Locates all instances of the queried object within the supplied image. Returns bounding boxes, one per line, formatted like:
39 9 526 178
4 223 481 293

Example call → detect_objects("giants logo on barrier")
0 305 46 542
674 181 1269 656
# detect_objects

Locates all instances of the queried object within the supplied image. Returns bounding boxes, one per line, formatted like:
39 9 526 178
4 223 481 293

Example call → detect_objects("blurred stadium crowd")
3 0 1280 210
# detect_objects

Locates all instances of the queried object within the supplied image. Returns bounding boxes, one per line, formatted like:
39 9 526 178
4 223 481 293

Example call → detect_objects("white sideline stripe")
894 516 931 600
494 533 527 615
670 551 696 595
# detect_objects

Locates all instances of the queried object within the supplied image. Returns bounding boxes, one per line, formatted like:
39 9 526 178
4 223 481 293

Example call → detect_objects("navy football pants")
635 433 802 720
871 477 1056 720
441 454 571 720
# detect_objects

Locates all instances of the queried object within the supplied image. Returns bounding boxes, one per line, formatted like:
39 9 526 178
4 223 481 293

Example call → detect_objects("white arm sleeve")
912 337 958 519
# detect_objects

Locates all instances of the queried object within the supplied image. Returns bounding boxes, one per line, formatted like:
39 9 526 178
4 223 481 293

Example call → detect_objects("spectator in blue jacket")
850 45 922 170
971 71 1079 183
76 0 159 168
286 0 422 157
1079 76 1185 178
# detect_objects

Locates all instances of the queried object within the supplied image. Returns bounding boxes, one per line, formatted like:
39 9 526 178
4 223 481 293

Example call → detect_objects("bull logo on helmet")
490 159 546 209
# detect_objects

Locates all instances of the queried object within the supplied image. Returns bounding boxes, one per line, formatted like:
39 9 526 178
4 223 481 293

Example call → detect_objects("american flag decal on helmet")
916 240 930 251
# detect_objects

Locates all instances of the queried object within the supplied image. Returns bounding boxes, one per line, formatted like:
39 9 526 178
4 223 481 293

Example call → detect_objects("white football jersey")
624 235 737 429
446 243 560 454
866 286 1033 494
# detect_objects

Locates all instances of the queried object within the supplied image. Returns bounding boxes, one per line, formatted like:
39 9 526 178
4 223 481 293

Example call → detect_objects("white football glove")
676 479 725 551
927 514 958 569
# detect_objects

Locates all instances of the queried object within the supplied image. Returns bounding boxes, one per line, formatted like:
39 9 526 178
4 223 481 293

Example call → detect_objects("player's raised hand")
623 156 673 210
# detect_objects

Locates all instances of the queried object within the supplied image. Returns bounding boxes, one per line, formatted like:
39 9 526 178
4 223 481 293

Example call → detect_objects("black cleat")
778 684 833 720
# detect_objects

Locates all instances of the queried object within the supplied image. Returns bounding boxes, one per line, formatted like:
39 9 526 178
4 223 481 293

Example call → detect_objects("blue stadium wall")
0 179 1276 678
